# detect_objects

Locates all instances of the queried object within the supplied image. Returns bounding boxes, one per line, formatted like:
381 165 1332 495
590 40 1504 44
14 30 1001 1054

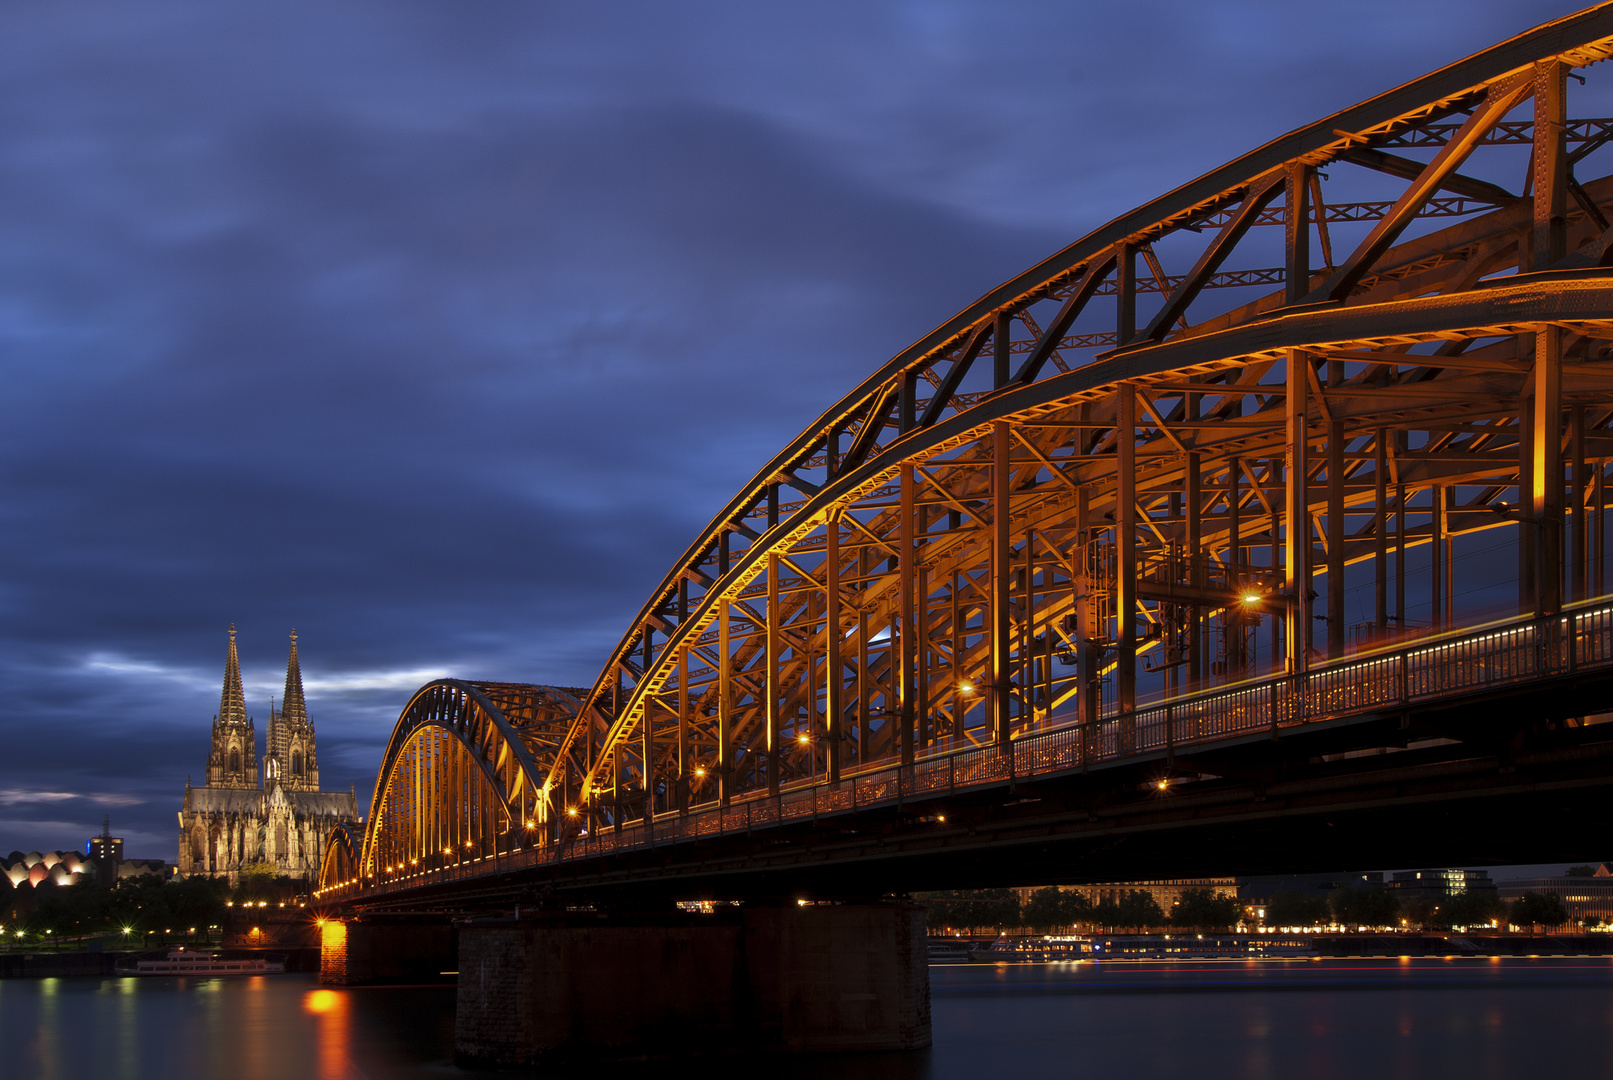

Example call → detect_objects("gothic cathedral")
177 627 361 883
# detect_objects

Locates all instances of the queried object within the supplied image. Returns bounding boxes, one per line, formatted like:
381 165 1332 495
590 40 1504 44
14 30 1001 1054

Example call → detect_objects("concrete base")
454 903 930 1066
319 917 455 985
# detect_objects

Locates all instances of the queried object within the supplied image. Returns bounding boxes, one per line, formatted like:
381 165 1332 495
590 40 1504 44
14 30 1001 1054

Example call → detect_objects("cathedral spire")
281 629 308 727
219 623 247 725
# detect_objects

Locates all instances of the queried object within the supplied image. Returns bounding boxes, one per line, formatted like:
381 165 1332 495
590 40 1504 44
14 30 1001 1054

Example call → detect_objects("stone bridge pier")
452 901 930 1066
319 915 456 985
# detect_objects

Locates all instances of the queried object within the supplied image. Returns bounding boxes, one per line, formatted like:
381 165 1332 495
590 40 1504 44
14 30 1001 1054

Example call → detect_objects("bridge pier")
453 901 929 1067
319 915 456 985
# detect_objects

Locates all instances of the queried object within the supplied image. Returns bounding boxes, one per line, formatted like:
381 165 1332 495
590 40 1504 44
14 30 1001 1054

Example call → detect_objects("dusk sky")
0 0 1579 859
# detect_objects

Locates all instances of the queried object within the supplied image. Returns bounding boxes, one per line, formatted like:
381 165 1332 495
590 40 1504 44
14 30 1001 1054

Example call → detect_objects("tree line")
1 862 309 945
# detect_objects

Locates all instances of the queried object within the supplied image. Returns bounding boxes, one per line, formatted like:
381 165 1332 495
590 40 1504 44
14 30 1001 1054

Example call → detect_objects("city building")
1497 864 1613 925
1386 868 1499 906
1059 877 1238 912
176 627 360 884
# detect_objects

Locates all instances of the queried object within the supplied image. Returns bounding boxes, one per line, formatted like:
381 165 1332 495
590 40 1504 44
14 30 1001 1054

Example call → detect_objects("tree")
1090 890 1165 931
1265 889 1330 928
1021 887 1089 932
1329 884 1399 928
1171 887 1241 931
1566 865 1596 877
919 889 1020 932
1510 890 1569 929
1442 889 1504 929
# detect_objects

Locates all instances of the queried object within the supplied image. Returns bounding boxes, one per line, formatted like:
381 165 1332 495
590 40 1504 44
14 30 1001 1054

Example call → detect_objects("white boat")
131 948 285 975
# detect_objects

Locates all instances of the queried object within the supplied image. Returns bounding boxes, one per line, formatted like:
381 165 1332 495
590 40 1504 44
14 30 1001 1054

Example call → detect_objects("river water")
4 958 1613 1078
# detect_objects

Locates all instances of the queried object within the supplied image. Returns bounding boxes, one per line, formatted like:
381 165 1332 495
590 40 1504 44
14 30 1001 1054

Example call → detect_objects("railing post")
949 753 956 796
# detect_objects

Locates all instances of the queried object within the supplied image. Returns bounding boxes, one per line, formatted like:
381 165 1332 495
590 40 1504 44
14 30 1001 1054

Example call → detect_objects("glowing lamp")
1241 593 1261 606
958 681 974 695
1155 778 1170 790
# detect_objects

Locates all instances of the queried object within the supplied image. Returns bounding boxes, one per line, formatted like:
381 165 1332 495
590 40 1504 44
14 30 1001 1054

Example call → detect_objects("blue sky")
0 0 1582 858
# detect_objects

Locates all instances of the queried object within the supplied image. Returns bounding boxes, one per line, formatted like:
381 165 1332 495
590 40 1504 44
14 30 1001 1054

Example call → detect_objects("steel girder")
521 5 1613 846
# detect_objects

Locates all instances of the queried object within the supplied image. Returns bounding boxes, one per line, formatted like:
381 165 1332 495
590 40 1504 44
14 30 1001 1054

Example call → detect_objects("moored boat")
129 948 285 975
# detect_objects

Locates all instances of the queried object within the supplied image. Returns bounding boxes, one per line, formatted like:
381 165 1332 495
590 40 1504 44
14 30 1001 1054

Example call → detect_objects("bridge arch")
530 7 1613 835
318 680 586 894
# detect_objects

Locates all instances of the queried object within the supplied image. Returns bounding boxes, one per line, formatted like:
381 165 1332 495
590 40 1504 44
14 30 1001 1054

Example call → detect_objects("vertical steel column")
1534 58 1567 617
825 513 843 782
950 569 964 739
1328 371 1345 658
1599 459 1607 598
717 601 731 806
1444 490 1455 628
766 553 781 796
1396 482 1407 629
1075 487 1098 726
1535 326 1564 617
899 463 916 766
1285 161 1311 305
1375 429 1388 632
1285 350 1311 672
917 506 930 749
1572 407 1587 603
1116 384 1137 717
1519 401 1537 615
1116 243 1137 345
1271 458 1285 668
856 546 868 767
993 313 1011 389
1430 487 1444 631
1187 446 1202 691
1022 529 1035 715
991 422 1014 750
676 646 688 812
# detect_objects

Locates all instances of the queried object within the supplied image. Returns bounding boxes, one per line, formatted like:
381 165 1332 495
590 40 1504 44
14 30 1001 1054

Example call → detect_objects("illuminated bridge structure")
318 8 1613 1062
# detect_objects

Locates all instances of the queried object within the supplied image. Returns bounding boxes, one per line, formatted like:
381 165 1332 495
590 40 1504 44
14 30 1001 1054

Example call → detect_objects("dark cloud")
0 0 1578 855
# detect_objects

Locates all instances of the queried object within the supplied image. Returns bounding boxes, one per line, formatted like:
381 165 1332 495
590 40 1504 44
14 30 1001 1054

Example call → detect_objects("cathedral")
177 627 361 884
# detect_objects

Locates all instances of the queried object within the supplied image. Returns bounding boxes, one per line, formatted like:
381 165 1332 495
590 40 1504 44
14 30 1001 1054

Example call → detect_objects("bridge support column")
454 902 929 1067
319 916 456 986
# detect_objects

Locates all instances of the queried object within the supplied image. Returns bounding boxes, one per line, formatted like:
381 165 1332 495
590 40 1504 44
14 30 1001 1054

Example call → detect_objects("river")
4 957 1612 1078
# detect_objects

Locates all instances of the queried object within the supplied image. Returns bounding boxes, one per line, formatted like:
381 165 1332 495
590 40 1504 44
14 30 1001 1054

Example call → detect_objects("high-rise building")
177 627 360 884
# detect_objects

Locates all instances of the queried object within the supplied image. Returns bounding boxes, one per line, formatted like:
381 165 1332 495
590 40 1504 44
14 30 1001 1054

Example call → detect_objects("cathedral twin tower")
205 625 317 790
178 626 360 882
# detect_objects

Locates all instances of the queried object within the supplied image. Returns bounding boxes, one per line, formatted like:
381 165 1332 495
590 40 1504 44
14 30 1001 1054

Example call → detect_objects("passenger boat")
969 934 1316 962
129 948 285 975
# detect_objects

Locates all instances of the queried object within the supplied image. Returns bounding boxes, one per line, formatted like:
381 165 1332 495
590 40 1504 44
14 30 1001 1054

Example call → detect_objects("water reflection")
0 960 1609 1079
303 987 351 1079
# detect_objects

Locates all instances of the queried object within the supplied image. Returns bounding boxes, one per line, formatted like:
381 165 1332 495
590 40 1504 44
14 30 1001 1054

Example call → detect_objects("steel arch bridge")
322 5 1613 902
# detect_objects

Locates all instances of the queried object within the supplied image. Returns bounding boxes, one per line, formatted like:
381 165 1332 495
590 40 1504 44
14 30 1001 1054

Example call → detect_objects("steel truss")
323 5 1613 896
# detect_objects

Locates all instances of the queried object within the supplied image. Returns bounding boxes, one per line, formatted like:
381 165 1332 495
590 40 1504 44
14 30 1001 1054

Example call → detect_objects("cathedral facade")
177 627 361 884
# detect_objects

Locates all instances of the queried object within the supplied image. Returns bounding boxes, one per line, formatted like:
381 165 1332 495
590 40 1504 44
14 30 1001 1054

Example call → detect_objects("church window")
230 748 241 774
191 828 205 864
292 751 303 776
276 823 288 855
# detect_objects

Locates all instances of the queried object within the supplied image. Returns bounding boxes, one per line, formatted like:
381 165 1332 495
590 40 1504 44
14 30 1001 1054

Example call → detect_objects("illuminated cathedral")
177 626 360 883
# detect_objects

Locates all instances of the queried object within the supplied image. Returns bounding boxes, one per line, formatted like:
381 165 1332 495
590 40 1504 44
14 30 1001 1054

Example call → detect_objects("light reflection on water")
1 959 1612 1079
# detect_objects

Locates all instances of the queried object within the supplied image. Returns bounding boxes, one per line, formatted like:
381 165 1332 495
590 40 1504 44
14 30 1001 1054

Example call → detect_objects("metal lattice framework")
325 5 1613 896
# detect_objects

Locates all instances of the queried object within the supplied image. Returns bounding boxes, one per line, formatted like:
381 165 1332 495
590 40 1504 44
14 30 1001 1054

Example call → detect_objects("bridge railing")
340 601 1613 898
